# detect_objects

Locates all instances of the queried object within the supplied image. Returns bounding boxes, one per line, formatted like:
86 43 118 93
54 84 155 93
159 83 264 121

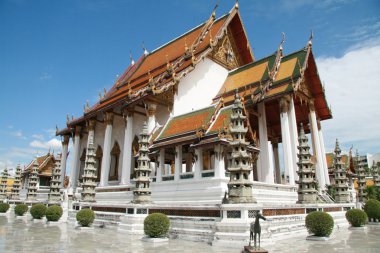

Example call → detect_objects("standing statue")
250 211 267 249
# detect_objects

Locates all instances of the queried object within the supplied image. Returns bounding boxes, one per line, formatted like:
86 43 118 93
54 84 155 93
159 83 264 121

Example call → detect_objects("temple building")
56 3 331 205
21 152 56 189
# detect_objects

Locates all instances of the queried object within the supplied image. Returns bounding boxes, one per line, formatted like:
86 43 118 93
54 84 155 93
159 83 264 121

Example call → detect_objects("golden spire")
235 0 239 9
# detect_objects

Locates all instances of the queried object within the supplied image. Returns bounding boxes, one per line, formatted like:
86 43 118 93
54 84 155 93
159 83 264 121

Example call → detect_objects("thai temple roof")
23 153 55 176
155 105 217 143
58 3 331 142
65 7 253 126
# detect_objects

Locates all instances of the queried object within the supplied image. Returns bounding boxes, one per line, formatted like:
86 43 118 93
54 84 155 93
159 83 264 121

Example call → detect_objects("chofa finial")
280 32 285 52
142 41 148 55
308 30 314 47
130 50 135 65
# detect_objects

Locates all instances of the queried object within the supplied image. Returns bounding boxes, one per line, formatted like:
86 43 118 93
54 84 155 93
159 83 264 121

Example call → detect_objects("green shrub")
305 211 334 237
30 203 47 219
46 205 63 222
76 208 95 227
346 209 368 227
0 203 10 213
364 199 380 220
144 213 170 238
14 204 28 216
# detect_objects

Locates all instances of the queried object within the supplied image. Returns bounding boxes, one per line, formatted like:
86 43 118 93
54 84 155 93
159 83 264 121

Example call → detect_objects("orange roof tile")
207 106 233 135
157 106 216 140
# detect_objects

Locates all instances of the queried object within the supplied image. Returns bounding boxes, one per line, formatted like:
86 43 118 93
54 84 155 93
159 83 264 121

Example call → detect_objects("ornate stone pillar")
147 103 157 133
309 101 326 191
174 145 182 181
279 98 295 185
258 102 274 183
194 148 203 179
100 112 114 187
156 149 165 182
272 142 282 184
214 144 225 179
288 96 299 181
120 109 134 185
60 135 70 187
318 122 330 185
70 126 81 191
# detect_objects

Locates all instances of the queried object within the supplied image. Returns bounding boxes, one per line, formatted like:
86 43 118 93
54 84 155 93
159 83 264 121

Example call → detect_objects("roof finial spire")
308 30 314 47
235 0 239 9
211 0 220 19
142 41 148 55
130 50 135 65
279 32 285 52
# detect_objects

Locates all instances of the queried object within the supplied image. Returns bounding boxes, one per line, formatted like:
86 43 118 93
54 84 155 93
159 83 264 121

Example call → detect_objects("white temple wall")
155 104 170 127
94 122 106 151
132 112 147 138
173 58 228 116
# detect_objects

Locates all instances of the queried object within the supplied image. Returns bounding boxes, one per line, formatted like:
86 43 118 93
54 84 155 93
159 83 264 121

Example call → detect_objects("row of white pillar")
63 104 157 192
257 96 330 190
155 144 226 182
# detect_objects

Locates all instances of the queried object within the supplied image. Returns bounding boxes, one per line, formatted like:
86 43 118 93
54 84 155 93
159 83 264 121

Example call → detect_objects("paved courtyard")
0 216 379 253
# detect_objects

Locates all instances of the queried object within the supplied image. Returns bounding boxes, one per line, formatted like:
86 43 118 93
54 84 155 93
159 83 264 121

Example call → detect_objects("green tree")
365 185 379 200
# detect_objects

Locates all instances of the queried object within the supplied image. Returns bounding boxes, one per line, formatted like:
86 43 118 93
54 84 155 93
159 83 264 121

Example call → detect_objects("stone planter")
0 212 10 217
33 218 46 223
16 215 28 221
306 235 330 241
75 226 94 231
141 236 169 244
46 220 63 226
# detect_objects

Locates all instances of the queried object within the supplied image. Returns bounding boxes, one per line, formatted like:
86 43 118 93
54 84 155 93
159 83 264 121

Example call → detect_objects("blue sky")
1 0 380 172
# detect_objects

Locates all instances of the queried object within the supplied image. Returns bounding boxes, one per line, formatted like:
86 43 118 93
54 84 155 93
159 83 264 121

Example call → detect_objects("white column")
194 148 203 179
273 142 281 184
258 102 274 183
309 101 326 191
60 135 70 187
214 144 225 179
100 112 114 187
288 96 299 181
69 126 81 191
318 125 330 185
174 145 182 181
279 98 295 185
120 111 134 185
147 103 157 133
156 149 164 182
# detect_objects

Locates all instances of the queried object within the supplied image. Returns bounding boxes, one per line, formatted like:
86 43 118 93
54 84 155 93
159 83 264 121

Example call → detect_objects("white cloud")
44 128 56 138
30 138 61 150
317 42 380 154
31 134 44 140
10 130 26 140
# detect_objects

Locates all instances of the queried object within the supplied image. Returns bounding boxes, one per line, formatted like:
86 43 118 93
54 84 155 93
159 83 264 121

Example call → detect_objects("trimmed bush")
46 205 63 222
0 203 10 213
305 211 334 237
76 208 95 227
364 199 380 221
30 203 47 219
346 209 368 227
144 213 170 238
14 204 28 216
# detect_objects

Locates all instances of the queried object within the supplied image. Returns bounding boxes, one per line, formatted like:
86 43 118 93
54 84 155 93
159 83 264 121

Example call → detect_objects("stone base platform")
243 246 268 253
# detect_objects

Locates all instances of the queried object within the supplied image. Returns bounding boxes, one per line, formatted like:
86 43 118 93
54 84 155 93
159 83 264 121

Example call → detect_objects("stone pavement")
0 216 379 252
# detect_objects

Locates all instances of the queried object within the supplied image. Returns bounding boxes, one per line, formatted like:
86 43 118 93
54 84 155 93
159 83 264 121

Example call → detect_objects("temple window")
109 141 120 181
202 148 215 170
